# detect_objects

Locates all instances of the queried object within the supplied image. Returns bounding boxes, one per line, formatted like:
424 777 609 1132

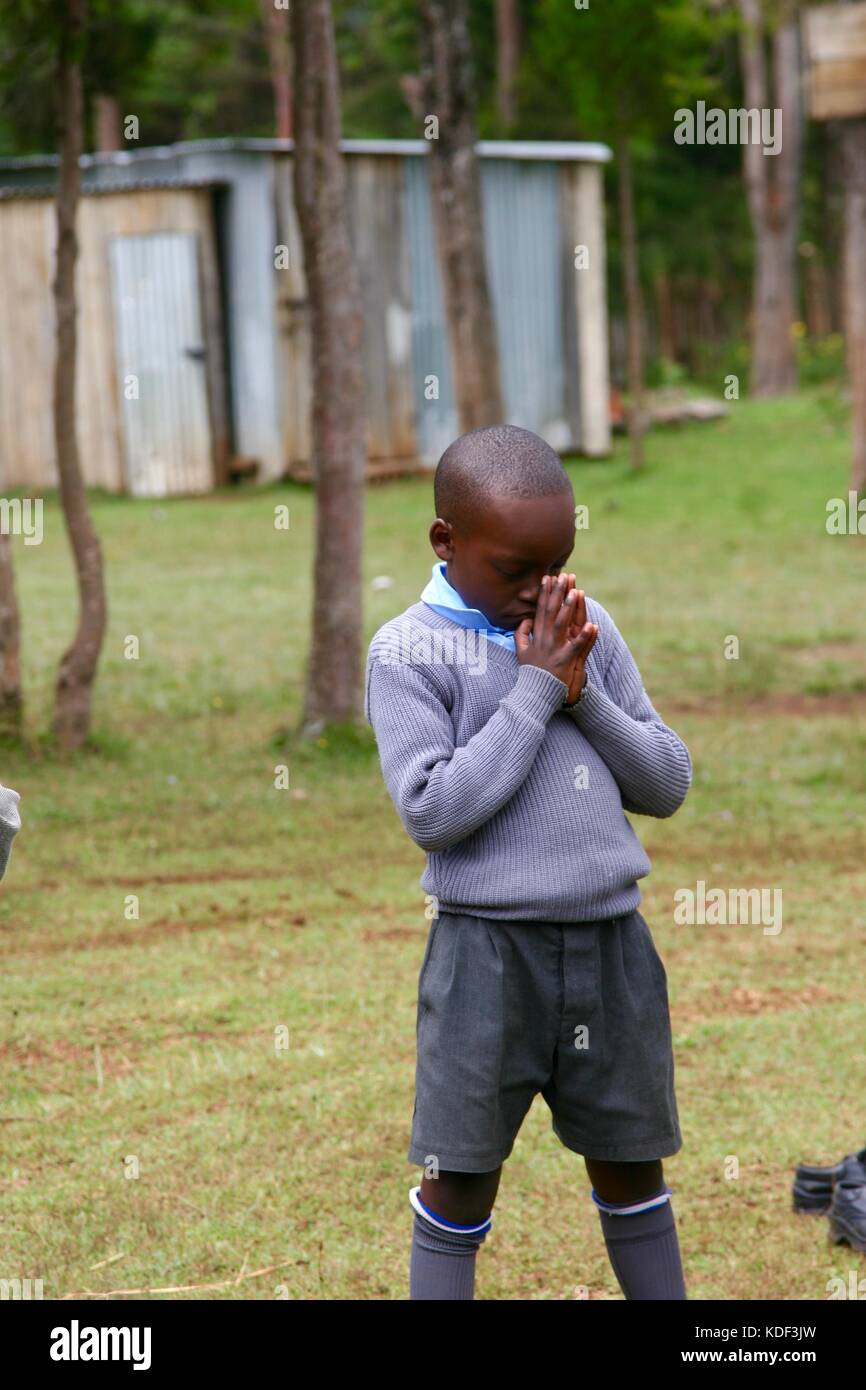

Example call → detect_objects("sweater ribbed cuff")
563 677 610 726
507 663 570 724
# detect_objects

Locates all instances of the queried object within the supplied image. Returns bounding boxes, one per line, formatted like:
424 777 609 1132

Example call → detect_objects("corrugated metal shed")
0 181 227 495
0 138 612 494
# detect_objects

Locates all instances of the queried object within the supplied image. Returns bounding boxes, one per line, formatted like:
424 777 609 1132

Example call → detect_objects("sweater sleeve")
0 784 21 879
366 647 568 852
565 605 692 818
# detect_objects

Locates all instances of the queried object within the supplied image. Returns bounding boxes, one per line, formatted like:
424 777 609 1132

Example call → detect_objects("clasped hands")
514 572 598 706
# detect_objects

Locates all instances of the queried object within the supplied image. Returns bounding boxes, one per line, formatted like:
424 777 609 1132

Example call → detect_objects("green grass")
2 392 865 1299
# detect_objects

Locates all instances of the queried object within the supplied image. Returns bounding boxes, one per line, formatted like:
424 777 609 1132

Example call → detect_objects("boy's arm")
367 650 567 852
565 607 691 818
0 784 21 878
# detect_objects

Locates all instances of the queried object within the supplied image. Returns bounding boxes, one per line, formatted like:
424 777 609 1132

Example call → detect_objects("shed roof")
0 176 228 199
0 136 612 174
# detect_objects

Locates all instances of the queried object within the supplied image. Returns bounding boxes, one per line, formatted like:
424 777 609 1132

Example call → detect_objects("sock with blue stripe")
594 1183 686 1300
408 1186 492 1300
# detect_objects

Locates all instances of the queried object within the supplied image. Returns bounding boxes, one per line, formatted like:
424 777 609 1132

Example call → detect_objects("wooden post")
419 0 505 432
52 0 109 750
803 1 866 492
840 119 866 493
291 0 367 731
565 161 611 458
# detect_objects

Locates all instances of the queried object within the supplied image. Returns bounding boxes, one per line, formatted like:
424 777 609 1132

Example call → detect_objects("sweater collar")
420 562 517 644
408 600 517 665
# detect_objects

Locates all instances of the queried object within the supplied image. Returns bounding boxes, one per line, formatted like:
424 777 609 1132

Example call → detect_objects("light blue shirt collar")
420 562 516 652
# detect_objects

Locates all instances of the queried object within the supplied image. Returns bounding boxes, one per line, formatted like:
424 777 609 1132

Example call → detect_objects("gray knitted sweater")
0 783 21 880
364 598 691 922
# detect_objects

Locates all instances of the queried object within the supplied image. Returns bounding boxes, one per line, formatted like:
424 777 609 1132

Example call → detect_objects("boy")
364 425 692 1300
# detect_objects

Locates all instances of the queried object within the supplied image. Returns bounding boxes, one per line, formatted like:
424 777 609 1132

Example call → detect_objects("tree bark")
803 249 832 338
419 0 504 431
738 0 802 396
52 0 108 751
291 0 366 733
653 269 676 364
0 533 22 738
616 135 645 470
94 92 121 151
261 0 292 140
839 117 866 495
495 0 520 131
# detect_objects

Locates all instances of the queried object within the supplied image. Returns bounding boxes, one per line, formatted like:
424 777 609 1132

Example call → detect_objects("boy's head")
430 424 576 630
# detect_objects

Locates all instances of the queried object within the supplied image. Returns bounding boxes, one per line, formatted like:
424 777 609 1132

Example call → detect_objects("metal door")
109 232 213 496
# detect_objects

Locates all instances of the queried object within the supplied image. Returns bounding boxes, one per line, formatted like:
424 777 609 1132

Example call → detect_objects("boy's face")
430 489 577 630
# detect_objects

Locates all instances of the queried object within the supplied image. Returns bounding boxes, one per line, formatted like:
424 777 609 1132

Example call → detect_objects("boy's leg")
586 1157 687 1301
420 1166 503 1223
409 1167 502 1301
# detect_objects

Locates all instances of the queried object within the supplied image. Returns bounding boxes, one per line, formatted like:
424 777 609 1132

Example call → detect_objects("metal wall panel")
109 231 213 496
404 155 573 467
345 156 416 462
481 160 570 449
402 157 459 468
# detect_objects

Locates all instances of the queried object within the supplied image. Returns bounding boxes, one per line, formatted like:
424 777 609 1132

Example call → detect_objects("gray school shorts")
408 908 682 1171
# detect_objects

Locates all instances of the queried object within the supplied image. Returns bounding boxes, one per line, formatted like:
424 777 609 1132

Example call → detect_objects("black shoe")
829 1149 866 1252
792 1146 866 1215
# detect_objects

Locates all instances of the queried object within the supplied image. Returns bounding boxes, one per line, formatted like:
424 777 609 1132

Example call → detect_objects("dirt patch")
673 982 840 1023
0 1036 136 1072
798 642 866 666
666 691 866 717
2 906 318 956
80 868 293 888
360 926 426 942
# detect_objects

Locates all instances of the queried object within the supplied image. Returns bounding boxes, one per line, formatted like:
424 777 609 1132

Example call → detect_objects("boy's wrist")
562 673 589 709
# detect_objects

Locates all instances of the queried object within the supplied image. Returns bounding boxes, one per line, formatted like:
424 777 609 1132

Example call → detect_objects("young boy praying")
365 425 692 1300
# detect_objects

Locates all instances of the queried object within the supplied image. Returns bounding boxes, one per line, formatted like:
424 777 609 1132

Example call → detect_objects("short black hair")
434 424 571 535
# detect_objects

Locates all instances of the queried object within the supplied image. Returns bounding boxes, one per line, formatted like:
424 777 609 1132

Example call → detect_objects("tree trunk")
94 92 121 151
803 250 832 338
653 269 676 364
840 117 866 495
419 0 504 431
738 0 802 396
261 0 292 140
291 0 366 734
495 0 520 131
616 135 644 470
0 533 22 738
52 0 108 751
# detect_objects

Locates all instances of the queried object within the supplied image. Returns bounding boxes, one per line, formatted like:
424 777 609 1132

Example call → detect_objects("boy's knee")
420 1165 501 1225
584 1156 664 1204
410 1184 494 1249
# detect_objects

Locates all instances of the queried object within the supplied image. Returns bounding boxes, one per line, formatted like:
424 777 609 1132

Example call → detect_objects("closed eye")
495 557 571 581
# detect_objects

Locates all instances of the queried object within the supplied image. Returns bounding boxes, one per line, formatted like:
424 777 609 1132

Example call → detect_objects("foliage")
0 0 844 383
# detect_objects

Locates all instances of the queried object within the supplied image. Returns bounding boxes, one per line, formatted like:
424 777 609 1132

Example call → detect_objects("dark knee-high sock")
408 1186 492 1300
594 1184 686 1300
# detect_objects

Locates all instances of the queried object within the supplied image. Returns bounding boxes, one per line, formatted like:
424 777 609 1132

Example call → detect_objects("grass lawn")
1 391 865 1300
